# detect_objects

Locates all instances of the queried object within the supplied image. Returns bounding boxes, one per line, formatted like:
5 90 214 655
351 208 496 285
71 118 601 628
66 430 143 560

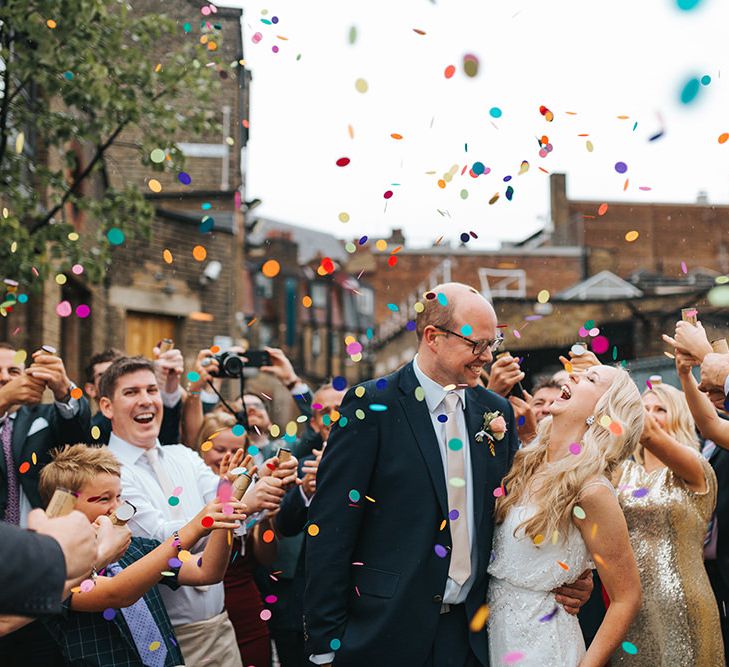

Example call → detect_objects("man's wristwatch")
57 383 75 404
286 378 301 390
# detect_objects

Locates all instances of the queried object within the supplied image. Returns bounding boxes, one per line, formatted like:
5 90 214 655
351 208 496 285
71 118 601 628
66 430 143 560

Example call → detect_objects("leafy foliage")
0 0 223 287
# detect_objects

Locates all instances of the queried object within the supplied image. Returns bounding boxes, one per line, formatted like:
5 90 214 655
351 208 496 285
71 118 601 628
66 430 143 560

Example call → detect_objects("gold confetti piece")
413 28 426 35
469 604 490 631
308 524 320 536
533 534 545 545
365 496 376 503
15 132 24 154
440 520 447 531
594 553 605 566
489 193 500 205
591 523 598 538
625 230 639 242
47 19 57 28
163 249 173 264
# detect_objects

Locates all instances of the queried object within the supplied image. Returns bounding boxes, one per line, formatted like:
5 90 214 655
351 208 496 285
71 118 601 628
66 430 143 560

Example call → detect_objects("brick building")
370 173 729 381
245 218 376 385
3 1 251 383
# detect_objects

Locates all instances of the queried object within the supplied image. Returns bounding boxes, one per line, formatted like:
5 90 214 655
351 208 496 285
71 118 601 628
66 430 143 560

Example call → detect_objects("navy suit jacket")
709 444 729 588
304 362 518 666
0 399 91 519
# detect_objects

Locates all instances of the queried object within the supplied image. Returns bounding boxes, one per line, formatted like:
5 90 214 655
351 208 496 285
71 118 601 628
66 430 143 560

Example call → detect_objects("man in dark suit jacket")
0 343 91 523
704 439 729 664
304 283 520 666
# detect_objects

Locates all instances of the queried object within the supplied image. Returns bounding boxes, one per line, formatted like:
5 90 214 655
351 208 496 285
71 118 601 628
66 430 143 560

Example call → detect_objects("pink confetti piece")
503 652 525 664
681 261 688 274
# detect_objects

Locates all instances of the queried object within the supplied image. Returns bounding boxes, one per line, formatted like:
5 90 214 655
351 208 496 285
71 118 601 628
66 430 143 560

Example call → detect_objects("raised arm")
639 411 706 492
70 500 244 611
576 485 642 667
676 351 729 448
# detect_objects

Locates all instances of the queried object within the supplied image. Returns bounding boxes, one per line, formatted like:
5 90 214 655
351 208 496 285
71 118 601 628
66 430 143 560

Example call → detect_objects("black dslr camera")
210 349 271 378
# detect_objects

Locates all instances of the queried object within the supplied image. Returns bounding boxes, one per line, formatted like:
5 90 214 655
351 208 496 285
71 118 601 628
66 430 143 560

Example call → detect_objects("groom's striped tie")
443 392 471 585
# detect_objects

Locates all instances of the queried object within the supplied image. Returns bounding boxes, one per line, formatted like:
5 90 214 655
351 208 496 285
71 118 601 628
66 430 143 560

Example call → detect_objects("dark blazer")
304 362 518 666
0 399 91 519
709 444 729 588
0 521 67 615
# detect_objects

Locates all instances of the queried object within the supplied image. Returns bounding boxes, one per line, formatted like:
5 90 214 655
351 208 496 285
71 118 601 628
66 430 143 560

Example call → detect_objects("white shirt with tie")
412 355 477 604
108 433 225 626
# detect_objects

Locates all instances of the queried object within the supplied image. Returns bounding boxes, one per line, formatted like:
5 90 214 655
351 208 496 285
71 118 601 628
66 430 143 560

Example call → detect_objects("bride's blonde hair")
494 367 644 541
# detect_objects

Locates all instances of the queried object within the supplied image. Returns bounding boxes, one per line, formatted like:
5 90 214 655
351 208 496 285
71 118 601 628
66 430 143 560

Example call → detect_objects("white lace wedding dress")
486 485 602 666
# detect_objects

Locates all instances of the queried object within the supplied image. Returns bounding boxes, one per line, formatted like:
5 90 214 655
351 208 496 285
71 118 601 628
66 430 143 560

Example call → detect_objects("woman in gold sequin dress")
614 381 724 666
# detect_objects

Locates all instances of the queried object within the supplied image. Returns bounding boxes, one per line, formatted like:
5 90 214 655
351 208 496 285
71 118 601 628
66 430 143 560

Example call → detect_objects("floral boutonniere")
475 411 508 456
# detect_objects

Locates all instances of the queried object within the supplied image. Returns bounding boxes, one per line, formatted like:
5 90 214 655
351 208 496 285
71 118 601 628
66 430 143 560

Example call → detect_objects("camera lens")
223 354 244 376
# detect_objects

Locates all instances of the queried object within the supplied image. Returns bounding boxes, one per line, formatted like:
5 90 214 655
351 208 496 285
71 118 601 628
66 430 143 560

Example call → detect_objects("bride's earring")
585 415 595 426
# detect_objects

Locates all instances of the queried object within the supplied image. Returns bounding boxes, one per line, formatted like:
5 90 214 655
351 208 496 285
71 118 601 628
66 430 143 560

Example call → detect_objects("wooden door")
125 312 178 358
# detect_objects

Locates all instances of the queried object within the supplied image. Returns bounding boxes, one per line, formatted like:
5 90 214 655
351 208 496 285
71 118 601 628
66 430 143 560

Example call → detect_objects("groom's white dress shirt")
412 355 477 605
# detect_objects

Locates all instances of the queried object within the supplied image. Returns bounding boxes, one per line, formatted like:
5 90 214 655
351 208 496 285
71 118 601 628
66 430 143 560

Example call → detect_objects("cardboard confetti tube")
109 500 136 526
231 460 257 501
711 338 729 354
158 338 174 353
681 308 698 326
46 487 77 518
277 447 292 464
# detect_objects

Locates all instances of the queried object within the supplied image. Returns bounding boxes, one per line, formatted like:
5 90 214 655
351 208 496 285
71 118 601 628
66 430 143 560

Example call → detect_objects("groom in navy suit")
306 283 521 666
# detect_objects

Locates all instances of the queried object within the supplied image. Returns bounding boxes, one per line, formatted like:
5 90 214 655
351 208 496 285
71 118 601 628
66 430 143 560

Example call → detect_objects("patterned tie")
105 562 168 667
1 416 20 524
144 448 183 519
443 392 471 585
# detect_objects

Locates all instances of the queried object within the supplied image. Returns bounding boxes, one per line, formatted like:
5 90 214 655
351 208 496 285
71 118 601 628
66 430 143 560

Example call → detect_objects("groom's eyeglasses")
433 326 504 356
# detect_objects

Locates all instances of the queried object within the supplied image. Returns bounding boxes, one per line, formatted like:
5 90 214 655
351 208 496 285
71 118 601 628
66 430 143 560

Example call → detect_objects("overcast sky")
219 0 729 249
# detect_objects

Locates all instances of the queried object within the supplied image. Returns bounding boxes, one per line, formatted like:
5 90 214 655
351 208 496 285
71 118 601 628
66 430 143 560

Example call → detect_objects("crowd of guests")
2 298 729 665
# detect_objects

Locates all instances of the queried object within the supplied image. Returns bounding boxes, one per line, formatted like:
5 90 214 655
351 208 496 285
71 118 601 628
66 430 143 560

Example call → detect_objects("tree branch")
28 88 171 235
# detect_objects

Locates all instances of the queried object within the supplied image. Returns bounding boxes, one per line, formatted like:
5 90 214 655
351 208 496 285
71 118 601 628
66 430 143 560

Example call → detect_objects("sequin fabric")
614 455 724 666
487 492 595 666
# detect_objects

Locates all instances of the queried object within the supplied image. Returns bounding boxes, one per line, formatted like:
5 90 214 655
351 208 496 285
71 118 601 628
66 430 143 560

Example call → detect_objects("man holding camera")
0 342 90 525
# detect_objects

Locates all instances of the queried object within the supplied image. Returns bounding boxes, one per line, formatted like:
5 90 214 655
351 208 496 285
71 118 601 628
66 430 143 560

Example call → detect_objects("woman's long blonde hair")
494 367 644 540
636 383 699 462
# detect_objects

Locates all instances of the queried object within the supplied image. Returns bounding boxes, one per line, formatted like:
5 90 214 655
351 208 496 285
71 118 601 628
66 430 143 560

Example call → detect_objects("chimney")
388 228 406 246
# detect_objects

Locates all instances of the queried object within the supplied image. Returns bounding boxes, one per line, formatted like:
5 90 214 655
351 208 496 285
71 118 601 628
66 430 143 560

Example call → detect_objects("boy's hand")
197 500 247 532
270 454 299 488
94 516 131 568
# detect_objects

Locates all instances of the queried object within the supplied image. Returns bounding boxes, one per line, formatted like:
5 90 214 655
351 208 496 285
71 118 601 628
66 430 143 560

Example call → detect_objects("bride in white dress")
487 365 645 667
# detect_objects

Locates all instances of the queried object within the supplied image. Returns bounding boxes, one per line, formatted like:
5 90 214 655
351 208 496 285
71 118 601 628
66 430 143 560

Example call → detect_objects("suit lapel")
398 364 449 518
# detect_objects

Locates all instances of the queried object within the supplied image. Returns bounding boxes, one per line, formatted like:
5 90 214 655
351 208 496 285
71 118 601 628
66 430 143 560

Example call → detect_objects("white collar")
412 355 467 413
108 431 162 466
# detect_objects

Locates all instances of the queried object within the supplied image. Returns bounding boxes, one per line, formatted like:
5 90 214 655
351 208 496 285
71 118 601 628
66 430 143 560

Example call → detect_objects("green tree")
0 0 224 288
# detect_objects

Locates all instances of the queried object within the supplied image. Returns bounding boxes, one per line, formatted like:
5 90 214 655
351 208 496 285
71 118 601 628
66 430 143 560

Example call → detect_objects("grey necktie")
443 392 471 585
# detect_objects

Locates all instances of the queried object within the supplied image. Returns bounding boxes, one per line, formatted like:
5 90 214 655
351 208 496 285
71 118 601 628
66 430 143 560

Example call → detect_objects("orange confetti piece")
598 203 608 216
437 179 446 189
390 133 403 140
302 295 313 308
538 167 550 174
247 318 257 326
19 461 30 474
163 249 173 264
70 387 83 400
210 345 220 353
609 421 624 436
469 604 490 632
261 259 281 278
563 361 574 373
348 124 354 139
47 19 57 29
557 561 570 571
439 519 447 531
192 245 207 261
413 28 426 35
623 178 629 191
444 64 456 79
262 529 275 543
719 133 729 144
616 115 630 119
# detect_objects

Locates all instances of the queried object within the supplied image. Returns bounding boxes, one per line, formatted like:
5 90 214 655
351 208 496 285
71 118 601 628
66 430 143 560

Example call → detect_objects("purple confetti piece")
539 606 559 622
632 487 649 498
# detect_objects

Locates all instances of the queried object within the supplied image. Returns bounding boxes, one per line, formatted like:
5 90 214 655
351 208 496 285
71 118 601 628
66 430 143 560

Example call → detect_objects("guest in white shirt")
99 355 267 667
